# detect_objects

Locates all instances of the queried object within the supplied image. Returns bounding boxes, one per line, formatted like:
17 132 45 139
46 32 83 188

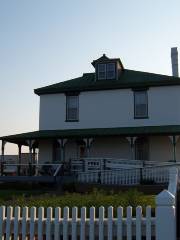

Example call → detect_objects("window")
98 64 106 80
135 137 149 160
107 63 116 79
97 63 116 80
134 91 148 118
66 95 79 121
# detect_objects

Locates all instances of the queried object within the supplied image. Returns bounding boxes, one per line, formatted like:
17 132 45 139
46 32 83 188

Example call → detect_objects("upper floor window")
66 95 79 121
97 63 116 80
134 91 148 119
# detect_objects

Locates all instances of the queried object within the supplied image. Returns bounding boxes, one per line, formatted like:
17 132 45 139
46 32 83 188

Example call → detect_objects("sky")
0 0 180 154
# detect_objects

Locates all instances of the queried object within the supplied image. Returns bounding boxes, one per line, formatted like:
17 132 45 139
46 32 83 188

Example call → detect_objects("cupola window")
98 64 106 80
97 63 116 80
107 63 116 79
91 54 124 81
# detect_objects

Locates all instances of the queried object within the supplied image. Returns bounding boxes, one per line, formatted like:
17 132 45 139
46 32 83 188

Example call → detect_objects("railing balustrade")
77 165 173 185
0 163 62 177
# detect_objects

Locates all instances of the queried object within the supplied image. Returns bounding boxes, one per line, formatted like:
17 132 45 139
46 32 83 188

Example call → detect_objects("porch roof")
1 125 180 146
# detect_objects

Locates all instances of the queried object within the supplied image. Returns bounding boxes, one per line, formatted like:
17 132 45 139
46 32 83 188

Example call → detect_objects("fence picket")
126 206 132 240
108 206 113 240
30 207 36 240
146 206 151 240
72 207 78 240
63 207 69 240
38 207 44 240
99 206 104 240
117 207 123 240
22 207 28 240
46 207 52 240
89 207 95 240
14 206 20 240
6 206 13 240
54 207 61 240
136 206 142 240
80 207 86 240
0 206 5 240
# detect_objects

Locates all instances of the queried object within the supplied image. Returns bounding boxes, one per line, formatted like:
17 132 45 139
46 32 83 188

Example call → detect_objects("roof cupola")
91 54 124 81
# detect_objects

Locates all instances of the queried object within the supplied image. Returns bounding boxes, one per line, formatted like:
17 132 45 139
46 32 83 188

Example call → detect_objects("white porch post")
126 137 137 160
26 140 35 175
168 135 179 162
18 144 22 176
57 139 67 162
1 140 6 176
83 138 94 157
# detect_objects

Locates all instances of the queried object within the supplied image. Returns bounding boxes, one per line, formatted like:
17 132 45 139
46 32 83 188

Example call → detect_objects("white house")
1 48 180 176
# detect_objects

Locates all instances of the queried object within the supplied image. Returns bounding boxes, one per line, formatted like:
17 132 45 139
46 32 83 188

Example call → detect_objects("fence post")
156 189 176 240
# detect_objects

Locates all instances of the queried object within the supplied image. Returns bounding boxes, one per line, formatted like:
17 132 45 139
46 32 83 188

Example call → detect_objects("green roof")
1 125 180 145
34 69 180 95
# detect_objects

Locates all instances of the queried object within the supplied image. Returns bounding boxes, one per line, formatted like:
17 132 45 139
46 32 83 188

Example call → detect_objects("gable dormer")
91 54 124 81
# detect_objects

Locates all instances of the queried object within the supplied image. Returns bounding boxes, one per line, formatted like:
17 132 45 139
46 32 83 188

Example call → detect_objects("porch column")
18 144 22 176
168 135 179 162
57 139 68 162
26 140 35 176
83 138 94 157
1 140 6 176
126 137 137 160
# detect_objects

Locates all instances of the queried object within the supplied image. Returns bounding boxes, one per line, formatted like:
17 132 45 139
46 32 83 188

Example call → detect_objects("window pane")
66 96 78 120
134 91 148 118
135 92 146 104
67 96 78 108
107 63 115 79
98 64 106 80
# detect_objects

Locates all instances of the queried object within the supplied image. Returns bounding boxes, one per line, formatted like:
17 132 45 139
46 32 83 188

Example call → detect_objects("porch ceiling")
1 125 180 146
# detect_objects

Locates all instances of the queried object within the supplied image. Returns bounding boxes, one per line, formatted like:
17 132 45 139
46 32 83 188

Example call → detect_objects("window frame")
134 90 148 119
66 94 79 122
97 62 116 80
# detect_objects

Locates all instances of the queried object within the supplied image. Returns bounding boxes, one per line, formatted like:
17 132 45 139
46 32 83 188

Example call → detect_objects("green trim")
34 69 180 96
1 125 180 145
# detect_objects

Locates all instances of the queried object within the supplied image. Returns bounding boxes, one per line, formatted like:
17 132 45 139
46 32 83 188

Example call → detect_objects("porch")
1 125 180 183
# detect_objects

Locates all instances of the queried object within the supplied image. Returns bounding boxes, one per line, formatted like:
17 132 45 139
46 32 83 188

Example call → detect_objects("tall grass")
0 188 155 216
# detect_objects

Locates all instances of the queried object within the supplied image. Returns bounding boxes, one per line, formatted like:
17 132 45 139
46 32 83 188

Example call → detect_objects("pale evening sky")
0 0 180 154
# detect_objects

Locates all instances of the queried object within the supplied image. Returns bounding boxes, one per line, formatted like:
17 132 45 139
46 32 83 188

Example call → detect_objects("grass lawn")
0 188 155 216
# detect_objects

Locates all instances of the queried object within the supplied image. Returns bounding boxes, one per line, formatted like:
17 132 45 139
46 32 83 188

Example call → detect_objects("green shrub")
0 188 155 216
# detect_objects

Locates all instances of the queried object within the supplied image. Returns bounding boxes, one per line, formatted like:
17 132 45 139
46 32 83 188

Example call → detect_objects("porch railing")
77 164 171 185
0 163 63 177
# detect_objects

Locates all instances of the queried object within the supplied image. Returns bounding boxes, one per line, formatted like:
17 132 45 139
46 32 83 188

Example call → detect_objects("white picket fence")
0 167 178 239
0 205 155 239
